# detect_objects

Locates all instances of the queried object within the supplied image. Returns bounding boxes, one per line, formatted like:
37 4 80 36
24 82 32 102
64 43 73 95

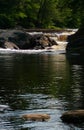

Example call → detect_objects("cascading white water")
0 29 77 54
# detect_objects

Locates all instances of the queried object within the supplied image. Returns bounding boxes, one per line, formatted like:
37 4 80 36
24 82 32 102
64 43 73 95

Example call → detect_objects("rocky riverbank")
0 29 76 51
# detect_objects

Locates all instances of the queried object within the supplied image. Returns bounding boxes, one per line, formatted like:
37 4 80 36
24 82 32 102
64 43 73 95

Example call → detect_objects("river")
0 49 84 130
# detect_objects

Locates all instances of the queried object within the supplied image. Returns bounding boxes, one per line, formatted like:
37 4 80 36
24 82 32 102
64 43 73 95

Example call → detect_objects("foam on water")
0 48 47 54
0 105 10 112
0 48 66 54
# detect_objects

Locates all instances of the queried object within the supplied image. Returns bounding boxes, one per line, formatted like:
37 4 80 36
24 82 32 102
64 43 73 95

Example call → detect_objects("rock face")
0 40 19 49
61 110 84 123
0 30 58 50
66 28 84 54
22 113 50 121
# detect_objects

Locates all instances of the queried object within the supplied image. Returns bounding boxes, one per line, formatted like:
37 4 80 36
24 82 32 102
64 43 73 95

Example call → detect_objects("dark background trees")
0 0 83 29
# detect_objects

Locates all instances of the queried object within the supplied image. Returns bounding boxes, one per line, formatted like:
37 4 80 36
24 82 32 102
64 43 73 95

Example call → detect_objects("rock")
66 28 84 54
0 30 32 49
0 30 58 50
61 110 84 123
0 41 19 49
22 113 50 121
31 34 58 49
48 37 58 46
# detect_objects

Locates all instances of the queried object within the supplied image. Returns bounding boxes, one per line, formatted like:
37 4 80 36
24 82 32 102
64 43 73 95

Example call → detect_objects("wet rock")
31 34 58 49
0 30 58 50
61 110 84 123
66 28 84 54
0 41 19 49
22 113 50 121
0 30 32 49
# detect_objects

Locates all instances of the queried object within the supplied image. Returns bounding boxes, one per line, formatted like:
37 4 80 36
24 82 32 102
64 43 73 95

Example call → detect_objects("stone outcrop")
22 113 50 121
0 39 19 49
0 30 58 50
0 30 32 49
61 110 84 123
31 34 58 49
66 28 84 54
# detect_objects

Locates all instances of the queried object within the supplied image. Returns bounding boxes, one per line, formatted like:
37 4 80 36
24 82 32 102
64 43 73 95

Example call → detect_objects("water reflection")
0 53 84 129
0 54 69 109
66 54 84 110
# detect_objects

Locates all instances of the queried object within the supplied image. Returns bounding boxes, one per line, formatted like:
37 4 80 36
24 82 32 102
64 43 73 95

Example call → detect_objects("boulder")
0 30 58 50
31 34 58 50
0 30 32 49
3 30 33 49
0 41 19 49
66 28 84 54
61 110 84 123
22 113 50 121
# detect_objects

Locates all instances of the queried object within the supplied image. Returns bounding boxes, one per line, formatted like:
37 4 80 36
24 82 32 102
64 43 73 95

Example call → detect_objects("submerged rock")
61 110 84 123
22 113 50 121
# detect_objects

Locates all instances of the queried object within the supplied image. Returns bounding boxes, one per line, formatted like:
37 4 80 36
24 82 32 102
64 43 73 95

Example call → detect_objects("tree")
19 0 40 28
36 0 57 28
0 0 84 29
0 0 27 28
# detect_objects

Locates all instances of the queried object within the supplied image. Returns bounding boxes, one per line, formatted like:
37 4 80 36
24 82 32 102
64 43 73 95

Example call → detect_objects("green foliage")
36 0 57 28
0 0 83 28
0 14 16 28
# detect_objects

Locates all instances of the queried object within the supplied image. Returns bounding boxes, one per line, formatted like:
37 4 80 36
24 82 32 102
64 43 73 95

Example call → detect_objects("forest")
0 0 84 29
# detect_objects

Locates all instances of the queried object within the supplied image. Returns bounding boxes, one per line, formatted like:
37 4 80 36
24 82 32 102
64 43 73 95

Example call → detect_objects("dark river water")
0 50 84 130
